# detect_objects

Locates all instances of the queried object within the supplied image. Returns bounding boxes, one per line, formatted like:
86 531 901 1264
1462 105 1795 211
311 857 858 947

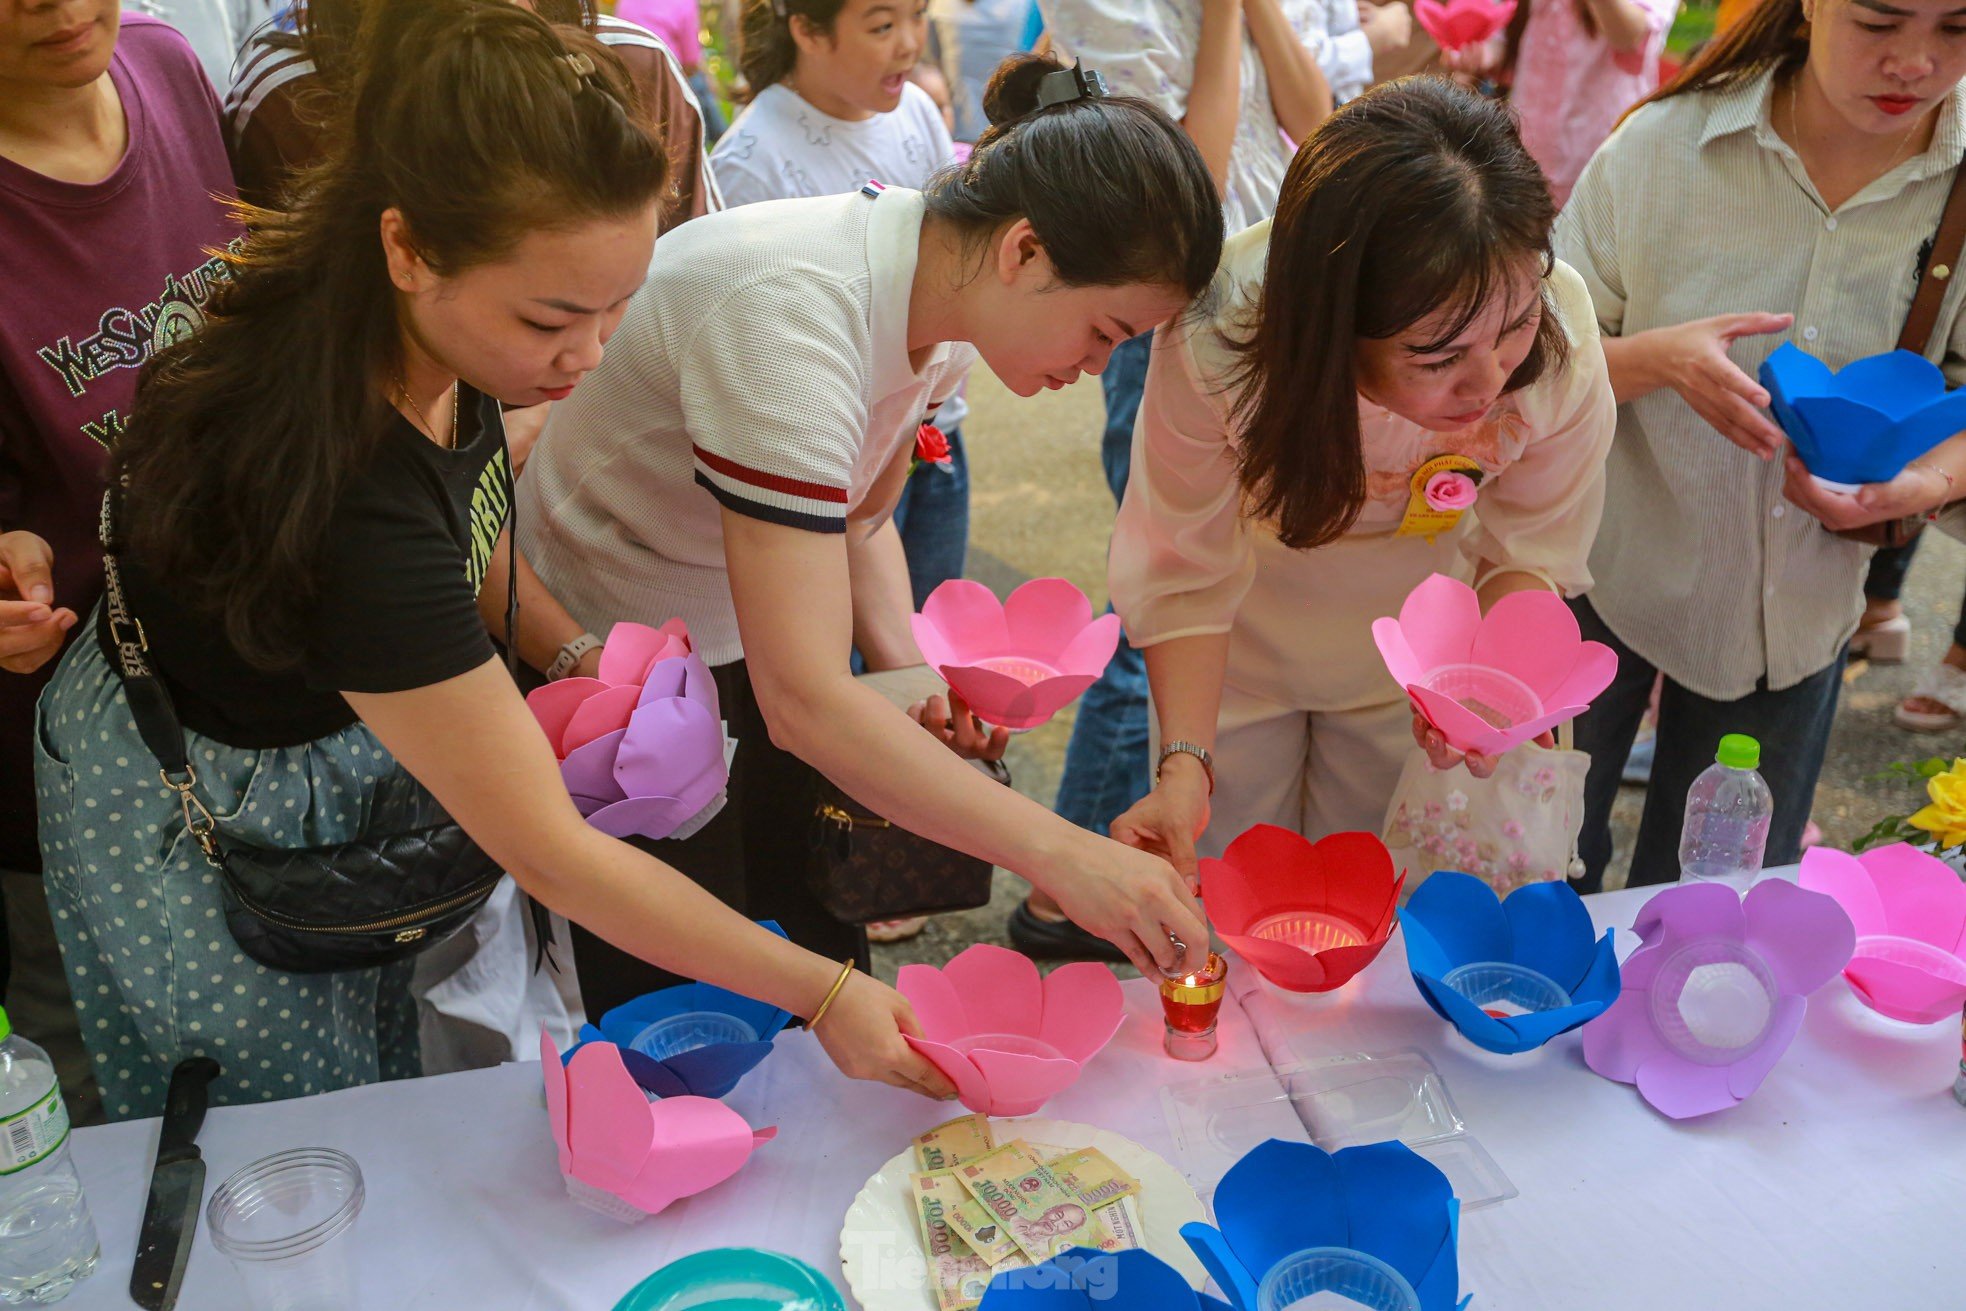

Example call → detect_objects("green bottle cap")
0 1006 11 1044
1717 734 1761 771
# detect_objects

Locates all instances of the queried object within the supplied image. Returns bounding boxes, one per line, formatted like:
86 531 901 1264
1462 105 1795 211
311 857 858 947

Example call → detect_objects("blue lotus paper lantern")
980 1248 1231 1311
1181 1140 1462 1311
1399 872 1619 1055
1759 343 1966 488
567 921 794 1099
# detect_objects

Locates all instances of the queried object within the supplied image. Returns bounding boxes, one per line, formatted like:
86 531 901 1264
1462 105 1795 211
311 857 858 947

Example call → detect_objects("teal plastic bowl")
612 1249 846 1311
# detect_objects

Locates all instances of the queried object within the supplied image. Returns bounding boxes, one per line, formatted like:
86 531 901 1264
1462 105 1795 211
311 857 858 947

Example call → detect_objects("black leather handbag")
807 758 1006 925
802 665 1003 925
95 485 507 975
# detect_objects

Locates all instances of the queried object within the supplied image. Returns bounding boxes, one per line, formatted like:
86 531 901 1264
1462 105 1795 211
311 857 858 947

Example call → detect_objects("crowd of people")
3 0 1963 1130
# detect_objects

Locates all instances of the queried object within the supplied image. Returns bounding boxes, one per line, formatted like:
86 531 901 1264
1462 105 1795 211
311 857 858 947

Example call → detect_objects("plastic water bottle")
1678 734 1773 888
0 1007 99 1304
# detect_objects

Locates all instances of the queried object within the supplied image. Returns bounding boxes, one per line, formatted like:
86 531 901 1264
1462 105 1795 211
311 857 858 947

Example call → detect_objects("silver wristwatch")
1156 740 1215 794
546 632 603 682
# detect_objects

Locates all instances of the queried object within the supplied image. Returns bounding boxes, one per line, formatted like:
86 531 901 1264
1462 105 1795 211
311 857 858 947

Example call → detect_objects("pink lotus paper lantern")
1582 881 1854 1119
1201 826 1404 994
539 1029 775 1221
527 620 728 842
1373 573 1617 758
897 945 1126 1117
1799 844 1966 1025
911 579 1122 731
1414 0 1517 51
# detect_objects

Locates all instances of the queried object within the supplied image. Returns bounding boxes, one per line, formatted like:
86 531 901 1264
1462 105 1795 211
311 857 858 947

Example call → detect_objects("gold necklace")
1784 73 1925 190
397 377 459 450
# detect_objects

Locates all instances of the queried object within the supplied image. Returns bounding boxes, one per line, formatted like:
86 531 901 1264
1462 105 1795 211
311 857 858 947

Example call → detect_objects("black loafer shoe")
1007 900 1131 963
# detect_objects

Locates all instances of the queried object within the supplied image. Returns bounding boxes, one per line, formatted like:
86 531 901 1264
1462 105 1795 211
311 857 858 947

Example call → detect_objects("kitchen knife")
129 1056 220 1311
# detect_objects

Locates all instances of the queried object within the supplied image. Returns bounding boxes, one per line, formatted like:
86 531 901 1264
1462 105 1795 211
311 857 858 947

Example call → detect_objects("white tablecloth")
62 979 1293 1310
59 877 1966 1310
1229 874 1966 1311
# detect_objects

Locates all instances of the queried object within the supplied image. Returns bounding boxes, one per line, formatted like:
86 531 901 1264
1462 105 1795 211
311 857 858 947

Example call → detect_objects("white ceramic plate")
839 1118 1208 1311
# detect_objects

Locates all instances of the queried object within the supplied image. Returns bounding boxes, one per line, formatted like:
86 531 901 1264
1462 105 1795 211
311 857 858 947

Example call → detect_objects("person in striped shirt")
223 0 719 221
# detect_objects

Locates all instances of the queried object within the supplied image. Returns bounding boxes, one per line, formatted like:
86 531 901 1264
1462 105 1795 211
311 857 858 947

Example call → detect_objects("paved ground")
872 369 1966 982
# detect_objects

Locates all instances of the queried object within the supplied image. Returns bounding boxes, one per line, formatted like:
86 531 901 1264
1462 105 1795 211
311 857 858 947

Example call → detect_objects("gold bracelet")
807 957 857 1031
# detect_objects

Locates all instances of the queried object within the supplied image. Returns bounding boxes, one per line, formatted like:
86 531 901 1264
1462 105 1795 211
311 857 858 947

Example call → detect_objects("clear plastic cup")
207 1148 364 1311
1649 940 1780 1064
630 1011 759 1062
1440 961 1571 1018
1418 665 1542 731
1257 1247 1421 1311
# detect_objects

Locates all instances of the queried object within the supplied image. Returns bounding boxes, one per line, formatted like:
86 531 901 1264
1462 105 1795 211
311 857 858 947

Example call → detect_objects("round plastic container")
1853 934 1966 987
949 1033 1064 1062
631 1011 759 1062
972 656 1060 687
613 1248 846 1311
1257 1247 1421 1311
1419 664 1542 731
1249 911 1367 953
207 1148 364 1311
1649 940 1780 1064
1441 961 1571 1018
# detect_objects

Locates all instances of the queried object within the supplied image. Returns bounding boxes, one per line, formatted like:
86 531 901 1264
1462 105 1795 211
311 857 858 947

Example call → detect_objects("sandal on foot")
866 916 930 943
1895 662 1966 732
1850 614 1912 664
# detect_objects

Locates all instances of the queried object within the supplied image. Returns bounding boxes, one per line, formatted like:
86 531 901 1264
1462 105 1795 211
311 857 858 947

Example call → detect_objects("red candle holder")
1160 952 1229 1061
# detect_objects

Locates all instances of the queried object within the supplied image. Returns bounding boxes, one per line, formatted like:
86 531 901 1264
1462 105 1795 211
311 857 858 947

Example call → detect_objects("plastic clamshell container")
1160 1050 1516 1210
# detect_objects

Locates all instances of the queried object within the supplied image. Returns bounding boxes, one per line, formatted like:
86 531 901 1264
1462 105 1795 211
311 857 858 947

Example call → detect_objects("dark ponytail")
925 54 1223 298
290 0 599 92
117 0 668 671
738 0 847 95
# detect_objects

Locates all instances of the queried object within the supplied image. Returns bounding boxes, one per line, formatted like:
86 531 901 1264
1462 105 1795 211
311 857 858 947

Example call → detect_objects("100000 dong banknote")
910 1171 995 1311
955 1157 1115 1263
913 1115 996 1172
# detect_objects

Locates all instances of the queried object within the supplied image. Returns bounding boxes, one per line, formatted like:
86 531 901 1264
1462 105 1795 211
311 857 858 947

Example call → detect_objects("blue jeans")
1053 333 1154 835
1568 595 1846 893
688 69 728 144
892 425 970 611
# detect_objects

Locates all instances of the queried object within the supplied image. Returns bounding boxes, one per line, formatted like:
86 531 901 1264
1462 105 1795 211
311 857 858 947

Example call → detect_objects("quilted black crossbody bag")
94 481 508 975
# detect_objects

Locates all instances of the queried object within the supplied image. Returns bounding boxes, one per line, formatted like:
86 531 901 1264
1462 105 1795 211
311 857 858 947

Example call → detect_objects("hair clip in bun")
1035 59 1109 110
560 49 596 94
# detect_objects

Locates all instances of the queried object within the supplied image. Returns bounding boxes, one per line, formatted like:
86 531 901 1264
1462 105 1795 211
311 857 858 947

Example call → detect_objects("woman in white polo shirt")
519 54 1224 1012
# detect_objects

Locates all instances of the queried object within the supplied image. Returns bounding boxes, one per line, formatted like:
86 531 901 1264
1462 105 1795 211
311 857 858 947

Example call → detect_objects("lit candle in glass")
1160 952 1229 1061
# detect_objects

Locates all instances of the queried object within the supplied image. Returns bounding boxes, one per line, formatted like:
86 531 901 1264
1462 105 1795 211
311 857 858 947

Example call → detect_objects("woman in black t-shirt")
32 0 952 1121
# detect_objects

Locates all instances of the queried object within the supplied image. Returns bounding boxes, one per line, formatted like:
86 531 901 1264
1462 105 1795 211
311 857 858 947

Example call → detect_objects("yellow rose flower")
1908 758 1966 851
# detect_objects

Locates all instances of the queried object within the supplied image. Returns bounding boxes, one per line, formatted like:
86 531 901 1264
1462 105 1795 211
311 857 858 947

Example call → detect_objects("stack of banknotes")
907 1114 1145 1311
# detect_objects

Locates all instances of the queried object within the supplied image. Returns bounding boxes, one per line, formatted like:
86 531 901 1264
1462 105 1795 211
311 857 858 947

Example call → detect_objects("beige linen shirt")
1556 69 1966 699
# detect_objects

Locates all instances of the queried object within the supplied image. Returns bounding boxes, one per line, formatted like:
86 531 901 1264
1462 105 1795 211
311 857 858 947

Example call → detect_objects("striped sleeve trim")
692 445 849 532
693 473 847 533
224 35 313 130
593 15 669 54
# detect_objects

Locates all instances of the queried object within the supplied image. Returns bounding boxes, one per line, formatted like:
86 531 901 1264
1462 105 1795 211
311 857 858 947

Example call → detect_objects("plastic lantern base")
566 1174 658 1225
1247 911 1368 953
1417 665 1542 733
1257 1247 1422 1311
631 1012 761 1063
951 1034 1066 1062
1440 961 1571 1020
1647 940 1780 1065
612 1248 846 1311
1855 934 1966 988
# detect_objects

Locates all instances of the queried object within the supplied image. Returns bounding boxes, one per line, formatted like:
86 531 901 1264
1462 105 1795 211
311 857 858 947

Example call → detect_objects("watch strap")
547 632 602 682
1157 740 1215 794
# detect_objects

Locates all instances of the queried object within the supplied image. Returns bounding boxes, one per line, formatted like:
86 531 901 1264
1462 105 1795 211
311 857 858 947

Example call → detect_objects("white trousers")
1190 524 1473 858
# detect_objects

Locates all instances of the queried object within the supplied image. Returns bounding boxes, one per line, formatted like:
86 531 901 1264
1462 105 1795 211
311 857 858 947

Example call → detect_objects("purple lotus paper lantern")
1373 573 1618 757
1582 880 1855 1119
1415 0 1517 51
527 620 728 843
911 578 1122 731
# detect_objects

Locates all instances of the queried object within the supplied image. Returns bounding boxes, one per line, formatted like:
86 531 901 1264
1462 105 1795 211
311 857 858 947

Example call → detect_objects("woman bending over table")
1104 77 1617 877
517 53 1222 1011
1556 0 1966 889
33 0 955 1120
